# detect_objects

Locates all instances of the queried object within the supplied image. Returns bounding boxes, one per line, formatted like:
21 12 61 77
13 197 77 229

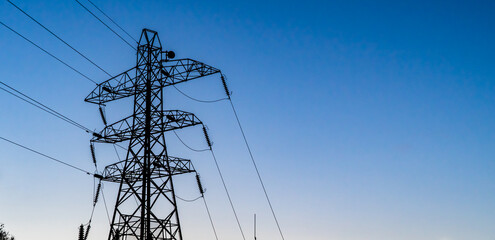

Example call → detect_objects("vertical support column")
103 29 185 240
144 33 153 240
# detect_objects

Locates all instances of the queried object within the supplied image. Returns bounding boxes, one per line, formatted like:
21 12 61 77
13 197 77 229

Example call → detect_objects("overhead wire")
0 21 97 84
173 130 209 152
0 78 105 229
205 72 286 240
173 85 229 103
6 0 113 78
202 196 220 240
209 149 246 240
228 98 286 240
2 2 116 234
85 0 138 43
171 73 286 240
0 136 94 176
74 0 136 50
0 81 93 133
175 195 203 202
100 183 113 224
171 80 247 240
2 5 279 239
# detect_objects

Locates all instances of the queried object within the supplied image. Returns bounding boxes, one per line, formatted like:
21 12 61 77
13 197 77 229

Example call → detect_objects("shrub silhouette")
0 224 14 240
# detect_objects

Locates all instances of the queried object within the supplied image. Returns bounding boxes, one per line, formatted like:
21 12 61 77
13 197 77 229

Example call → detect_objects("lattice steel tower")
85 29 221 240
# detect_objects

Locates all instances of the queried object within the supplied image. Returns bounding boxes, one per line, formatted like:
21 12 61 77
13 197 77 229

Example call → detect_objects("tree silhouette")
0 224 14 240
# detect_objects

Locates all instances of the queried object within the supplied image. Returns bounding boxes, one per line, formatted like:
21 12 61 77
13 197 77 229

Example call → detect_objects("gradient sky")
0 0 494 239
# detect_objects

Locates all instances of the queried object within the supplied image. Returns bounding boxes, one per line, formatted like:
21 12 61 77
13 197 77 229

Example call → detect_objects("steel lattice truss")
85 59 220 104
85 29 221 240
92 110 202 144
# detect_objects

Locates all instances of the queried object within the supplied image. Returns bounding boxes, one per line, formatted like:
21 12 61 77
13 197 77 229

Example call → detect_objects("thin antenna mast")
254 214 257 240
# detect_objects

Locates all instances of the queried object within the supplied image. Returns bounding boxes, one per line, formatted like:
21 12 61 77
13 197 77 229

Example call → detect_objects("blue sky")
0 0 494 239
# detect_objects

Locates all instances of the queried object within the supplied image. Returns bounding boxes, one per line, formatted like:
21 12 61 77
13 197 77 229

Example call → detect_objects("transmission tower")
85 29 221 240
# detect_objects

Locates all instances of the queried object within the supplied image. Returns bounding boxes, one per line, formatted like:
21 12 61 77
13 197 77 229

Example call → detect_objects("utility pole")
85 29 221 240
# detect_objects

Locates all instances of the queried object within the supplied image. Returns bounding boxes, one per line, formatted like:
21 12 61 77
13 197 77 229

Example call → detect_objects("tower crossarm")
84 58 220 104
160 58 221 85
92 110 202 143
84 66 138 104
102 156 196 183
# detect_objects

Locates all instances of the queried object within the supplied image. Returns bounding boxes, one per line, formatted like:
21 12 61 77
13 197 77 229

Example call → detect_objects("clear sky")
0 0 494 240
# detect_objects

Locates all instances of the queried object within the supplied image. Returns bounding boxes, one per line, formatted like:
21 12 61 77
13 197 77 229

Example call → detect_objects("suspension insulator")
90 143 97 167
114 230 120 240
221 74 231 98
196 174 205 196
78 224 84 240
92 132 103 139
203 126 212 148
84 225 91 240
99 105 107 126
94 182 101 205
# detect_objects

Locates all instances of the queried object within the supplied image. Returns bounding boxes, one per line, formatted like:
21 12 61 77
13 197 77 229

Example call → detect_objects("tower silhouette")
85 29 221 240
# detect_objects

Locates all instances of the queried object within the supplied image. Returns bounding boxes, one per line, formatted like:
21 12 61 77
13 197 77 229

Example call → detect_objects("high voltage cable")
0 11 105 231
202 196 220 240
172 128 219 240
173 130 209 152
228 99 286 240
0 136 93 176
172 75 286 240
100 183 113 224
85 0 138 43
74 0 136 50
0 21 98 84
2 5 275 238
173 85 229 103
175 195 202 202
0 81 93 133
210 149 246 240
6 0 112 78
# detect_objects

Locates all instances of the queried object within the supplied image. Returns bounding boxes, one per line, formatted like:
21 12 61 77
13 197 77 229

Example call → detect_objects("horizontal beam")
85 58 221 104
102 156 195 183
92 110 202 143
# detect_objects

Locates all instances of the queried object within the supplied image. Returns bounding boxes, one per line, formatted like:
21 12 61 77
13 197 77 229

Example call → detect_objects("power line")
210 149 246 240
6 0 112 78
175 195 202 202
173 130 209 152
85 0 138 43
173 85 229 103
100 183 113 225
0 81 93 133
202 196 220 240
0 20 97 84
74 0 136 50
228 99 286 240
0 136 93 176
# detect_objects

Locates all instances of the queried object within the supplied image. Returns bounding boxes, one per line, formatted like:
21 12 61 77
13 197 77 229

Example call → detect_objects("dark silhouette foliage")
0 224 14 240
